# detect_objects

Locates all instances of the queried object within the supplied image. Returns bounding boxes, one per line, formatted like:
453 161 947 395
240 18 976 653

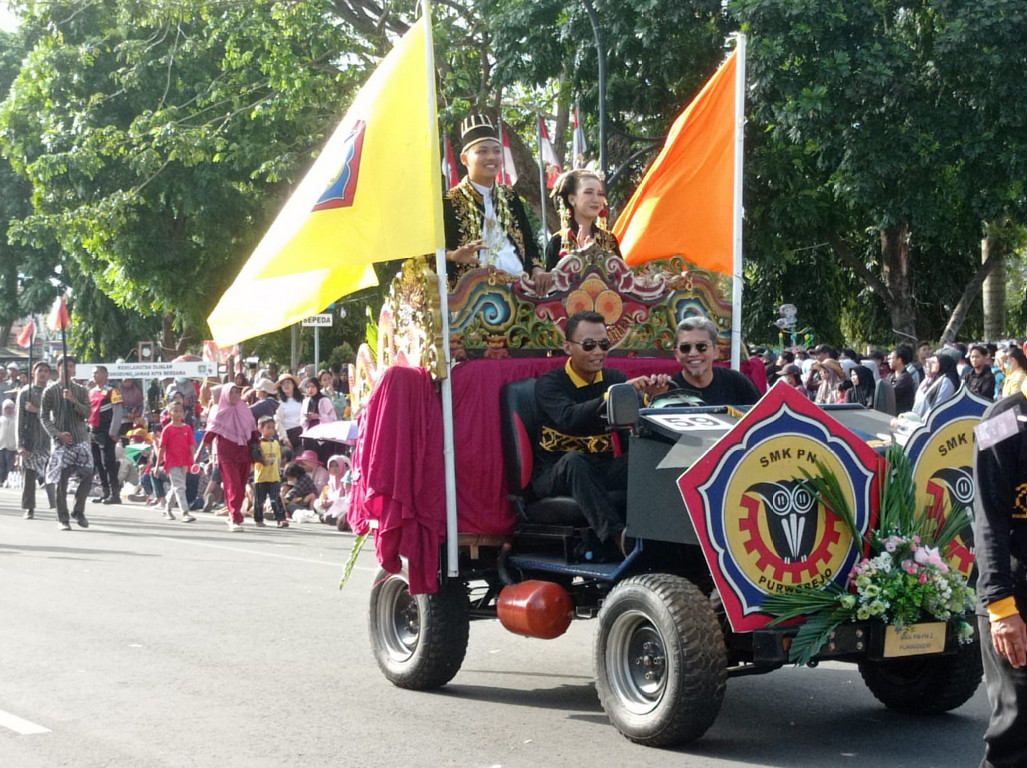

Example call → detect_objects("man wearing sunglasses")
532 310 671 556
669 316 760 406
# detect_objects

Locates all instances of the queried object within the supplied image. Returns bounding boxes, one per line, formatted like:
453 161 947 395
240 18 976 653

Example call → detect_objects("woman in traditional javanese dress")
544 169 622 270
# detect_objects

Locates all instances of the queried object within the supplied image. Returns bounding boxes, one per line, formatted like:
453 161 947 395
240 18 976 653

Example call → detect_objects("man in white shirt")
443 115 552 294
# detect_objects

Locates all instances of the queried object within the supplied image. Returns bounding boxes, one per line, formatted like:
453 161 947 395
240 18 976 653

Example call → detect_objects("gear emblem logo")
904 388 991 579
678 383 879 632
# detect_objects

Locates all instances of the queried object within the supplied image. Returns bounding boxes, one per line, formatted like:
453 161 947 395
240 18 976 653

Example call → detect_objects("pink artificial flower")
901 560 918 575
918 572 929 584
914 545 947 570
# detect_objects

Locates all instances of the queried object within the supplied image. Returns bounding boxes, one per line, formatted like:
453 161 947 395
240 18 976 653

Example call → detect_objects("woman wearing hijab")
912 350 961 418
846 364 876 408
195 383 257 532
300 377 336 462
812 358 845 404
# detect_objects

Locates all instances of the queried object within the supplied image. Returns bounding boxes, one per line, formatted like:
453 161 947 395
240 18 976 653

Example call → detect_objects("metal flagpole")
421 1 460 577
26 315 33 384
730 34 747 371
537 113 548 238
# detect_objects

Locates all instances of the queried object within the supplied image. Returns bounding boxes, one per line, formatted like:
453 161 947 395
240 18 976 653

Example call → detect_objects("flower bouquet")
760 444 976 666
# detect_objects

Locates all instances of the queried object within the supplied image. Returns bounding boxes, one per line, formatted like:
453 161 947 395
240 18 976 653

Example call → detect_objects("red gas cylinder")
497 580 573 640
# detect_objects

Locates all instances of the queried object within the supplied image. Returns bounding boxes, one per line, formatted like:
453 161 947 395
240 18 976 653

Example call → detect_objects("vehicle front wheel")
858 628 982 714
369 568 469 690
594 573 727 747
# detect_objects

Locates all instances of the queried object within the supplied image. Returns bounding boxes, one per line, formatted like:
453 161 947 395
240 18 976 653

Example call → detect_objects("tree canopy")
0 0 1025 361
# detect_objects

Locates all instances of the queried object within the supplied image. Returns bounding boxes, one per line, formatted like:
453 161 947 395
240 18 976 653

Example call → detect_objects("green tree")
0 0 369 357
733 0 1027 344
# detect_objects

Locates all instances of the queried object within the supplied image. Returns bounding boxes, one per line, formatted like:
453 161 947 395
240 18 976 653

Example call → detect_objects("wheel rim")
605 609 668 715
377 576 420 662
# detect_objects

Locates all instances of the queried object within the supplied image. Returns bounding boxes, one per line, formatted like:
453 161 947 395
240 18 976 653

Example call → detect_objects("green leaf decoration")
339 531 368 590
762 442 975 666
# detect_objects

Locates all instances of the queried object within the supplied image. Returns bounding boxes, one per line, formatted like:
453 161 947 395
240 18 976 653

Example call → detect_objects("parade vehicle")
351 249 986 748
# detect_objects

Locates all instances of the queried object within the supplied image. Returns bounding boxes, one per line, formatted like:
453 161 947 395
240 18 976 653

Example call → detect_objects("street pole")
290 324 299 374
537 113 548 238
314 325 320 372
581 0 607 177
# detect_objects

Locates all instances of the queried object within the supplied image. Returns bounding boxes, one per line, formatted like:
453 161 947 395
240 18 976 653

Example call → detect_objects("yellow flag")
208 14 443 346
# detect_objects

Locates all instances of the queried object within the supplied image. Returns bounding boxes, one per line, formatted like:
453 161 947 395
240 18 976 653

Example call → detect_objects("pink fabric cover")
351 356 765 591
448 357 680 536
739 357 769 393
349 366 446 594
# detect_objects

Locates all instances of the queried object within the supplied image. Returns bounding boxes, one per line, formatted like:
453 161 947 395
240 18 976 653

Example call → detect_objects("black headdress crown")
460 114 499 151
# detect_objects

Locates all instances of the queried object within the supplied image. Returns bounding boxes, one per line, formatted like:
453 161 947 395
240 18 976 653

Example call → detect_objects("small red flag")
539 118 562 189
442 137 460 190
47 296 70 331
495 123 518 187
572 103 588 169
15 319 35 348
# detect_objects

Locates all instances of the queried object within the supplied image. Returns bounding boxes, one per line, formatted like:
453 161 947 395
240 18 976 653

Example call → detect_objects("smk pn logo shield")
678 383 880 632
904 387 990 578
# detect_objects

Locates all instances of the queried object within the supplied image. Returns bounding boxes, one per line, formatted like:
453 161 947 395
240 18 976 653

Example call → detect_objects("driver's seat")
499 377 588 526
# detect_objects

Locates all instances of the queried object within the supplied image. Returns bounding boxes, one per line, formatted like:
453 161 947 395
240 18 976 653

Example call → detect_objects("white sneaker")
228 521 243 532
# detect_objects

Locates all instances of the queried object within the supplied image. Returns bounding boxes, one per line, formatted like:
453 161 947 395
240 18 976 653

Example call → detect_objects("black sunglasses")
678 342 710 354
568 338 612 352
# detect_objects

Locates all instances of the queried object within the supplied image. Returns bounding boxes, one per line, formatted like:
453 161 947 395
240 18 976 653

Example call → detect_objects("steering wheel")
648 389 707 408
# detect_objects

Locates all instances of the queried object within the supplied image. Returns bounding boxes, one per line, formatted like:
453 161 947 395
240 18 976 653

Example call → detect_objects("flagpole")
537 113 548 239
730 34 746 371
26 316 33 383
420 1 460 578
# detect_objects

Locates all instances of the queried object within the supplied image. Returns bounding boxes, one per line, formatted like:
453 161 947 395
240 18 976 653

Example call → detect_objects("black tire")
858 632 983 714
594 573 727 747
369 568 469 690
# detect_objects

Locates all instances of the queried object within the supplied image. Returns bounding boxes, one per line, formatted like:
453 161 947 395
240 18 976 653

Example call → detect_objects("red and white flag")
442 136 460 189
539 117 562 188
15 319 35 348
572 102 588 169
47 296 70 331
496 122 518 186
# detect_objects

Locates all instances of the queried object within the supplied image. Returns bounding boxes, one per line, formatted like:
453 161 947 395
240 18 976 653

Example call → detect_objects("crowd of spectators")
757 338 1027 417
1 359 354 532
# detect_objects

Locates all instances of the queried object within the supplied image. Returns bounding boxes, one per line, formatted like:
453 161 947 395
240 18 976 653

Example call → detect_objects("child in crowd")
0 399 16 488
253 415 287 528
281 461 316 522
315 454 350 528
155 402 196 522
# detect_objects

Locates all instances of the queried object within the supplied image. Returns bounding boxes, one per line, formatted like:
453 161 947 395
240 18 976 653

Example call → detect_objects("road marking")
160 537 377 571
0 709 50 735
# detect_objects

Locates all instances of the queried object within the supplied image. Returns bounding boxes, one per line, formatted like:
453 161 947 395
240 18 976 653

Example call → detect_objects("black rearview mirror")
606 383 639 428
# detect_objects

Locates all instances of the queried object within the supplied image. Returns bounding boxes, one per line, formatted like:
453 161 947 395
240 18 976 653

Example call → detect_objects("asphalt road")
0 486 991 767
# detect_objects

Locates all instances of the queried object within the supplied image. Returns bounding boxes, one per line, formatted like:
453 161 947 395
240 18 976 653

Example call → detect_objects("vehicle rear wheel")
594 573 727 746
858 630 982 714
369 568 469 690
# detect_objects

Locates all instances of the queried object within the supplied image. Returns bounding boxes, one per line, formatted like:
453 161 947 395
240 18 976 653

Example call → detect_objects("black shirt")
973 393 1027 613
668 367 760 407
963 367 996 401
888 370 915 413
533 364 627 476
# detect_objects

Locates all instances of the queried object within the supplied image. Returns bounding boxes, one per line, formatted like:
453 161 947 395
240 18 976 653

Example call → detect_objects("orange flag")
613 48 739 274
15 319 35 348
47 295 70 331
